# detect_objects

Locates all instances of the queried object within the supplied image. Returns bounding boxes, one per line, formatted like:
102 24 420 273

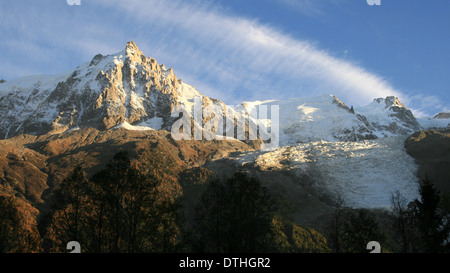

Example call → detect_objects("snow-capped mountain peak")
243 94 421 146
0 42 203 138
417 111 450 130
433 112 450 119
355 96 420 137
0 41 440 145
374 96 405 109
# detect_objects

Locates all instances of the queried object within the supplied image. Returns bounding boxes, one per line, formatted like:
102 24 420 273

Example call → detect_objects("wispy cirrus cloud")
93 0 403 106
0 0 444 116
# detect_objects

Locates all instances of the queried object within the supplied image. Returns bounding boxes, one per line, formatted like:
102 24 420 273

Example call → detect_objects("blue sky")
0 0 448 117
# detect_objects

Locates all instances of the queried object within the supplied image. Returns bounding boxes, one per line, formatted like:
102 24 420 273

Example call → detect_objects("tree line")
0 151 449 253
327 177 450 253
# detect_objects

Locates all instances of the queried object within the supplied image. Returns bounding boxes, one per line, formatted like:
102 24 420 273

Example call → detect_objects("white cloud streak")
0 0 445 116
93 0 403 106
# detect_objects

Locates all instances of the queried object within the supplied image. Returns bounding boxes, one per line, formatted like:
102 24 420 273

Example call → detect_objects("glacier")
2 41 447 209
236 136 420 208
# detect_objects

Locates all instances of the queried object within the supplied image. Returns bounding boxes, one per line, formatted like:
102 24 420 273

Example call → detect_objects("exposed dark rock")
434 112 450 119
405 129 450 194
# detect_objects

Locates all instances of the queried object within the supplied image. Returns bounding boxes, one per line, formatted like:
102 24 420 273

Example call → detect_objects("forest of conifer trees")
1 152 449 253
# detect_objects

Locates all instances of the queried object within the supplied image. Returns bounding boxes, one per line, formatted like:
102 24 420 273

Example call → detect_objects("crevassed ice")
248 136 420 208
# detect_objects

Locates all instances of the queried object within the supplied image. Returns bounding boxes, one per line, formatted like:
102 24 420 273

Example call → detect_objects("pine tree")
46 152 183 253
87 151 181 253
46 166 90 252
195 172 275 253
413 177 449 252
342 209 385 253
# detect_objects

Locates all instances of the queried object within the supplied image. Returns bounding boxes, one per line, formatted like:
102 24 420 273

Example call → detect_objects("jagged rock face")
405 129 450 193
382 96 420 133
248 95 409 145
356 96 420 137
0 42 263 143
434 112 450 119
0 42 206 138
331 95 378 141
0 42 423 144
258 94 423 145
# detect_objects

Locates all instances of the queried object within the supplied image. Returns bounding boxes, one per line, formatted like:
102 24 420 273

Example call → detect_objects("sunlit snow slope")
243 94 420 147
237 136 420 208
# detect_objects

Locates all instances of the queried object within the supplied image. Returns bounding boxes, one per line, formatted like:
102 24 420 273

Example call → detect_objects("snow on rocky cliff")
236 136 420 208
242 94 421 147
0 42 223 139
417 112 450 130
1 41 446 209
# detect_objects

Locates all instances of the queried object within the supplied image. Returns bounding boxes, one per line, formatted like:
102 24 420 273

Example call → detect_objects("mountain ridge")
1 42 449 246
1 41 444 143
0 41 198 138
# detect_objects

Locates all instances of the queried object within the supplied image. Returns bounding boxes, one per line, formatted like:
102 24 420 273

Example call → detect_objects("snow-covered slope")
355 96 420 136
0 42 240 139
0 41 437 145
243 95 376 146
0 73 70 98
243 94 420 146
0 73 72 138
1 41 443 210
417 112 450 130
235 95 425 208
236 136 420 208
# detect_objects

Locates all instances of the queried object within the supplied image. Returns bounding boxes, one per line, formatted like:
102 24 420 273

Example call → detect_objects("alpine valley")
1 42 449 249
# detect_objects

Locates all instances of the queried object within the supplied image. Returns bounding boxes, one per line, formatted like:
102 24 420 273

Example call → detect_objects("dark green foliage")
88 151 160 252
15 152 450 253
46 166 89 252
413 177 449 252
193 172 332 253
326 177 450 253
327 196 348 253
195 172 275 253
46 151 182 253
284 220 331 253
265 215 292 253
265 216 331 253
341 209 386 253
387 177 450 253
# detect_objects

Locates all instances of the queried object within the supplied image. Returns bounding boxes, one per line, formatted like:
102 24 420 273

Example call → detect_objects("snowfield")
243 95 372 145
1 42 442 210
417 117 450 130
237 136 420 208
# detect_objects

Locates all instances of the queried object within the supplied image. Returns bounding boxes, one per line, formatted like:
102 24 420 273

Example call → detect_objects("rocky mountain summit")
0 41 428 146
405 129 450 194
434 112 450 120
0 42 233 140
355 96 420 136
242 94 421 146
1 42 449 244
